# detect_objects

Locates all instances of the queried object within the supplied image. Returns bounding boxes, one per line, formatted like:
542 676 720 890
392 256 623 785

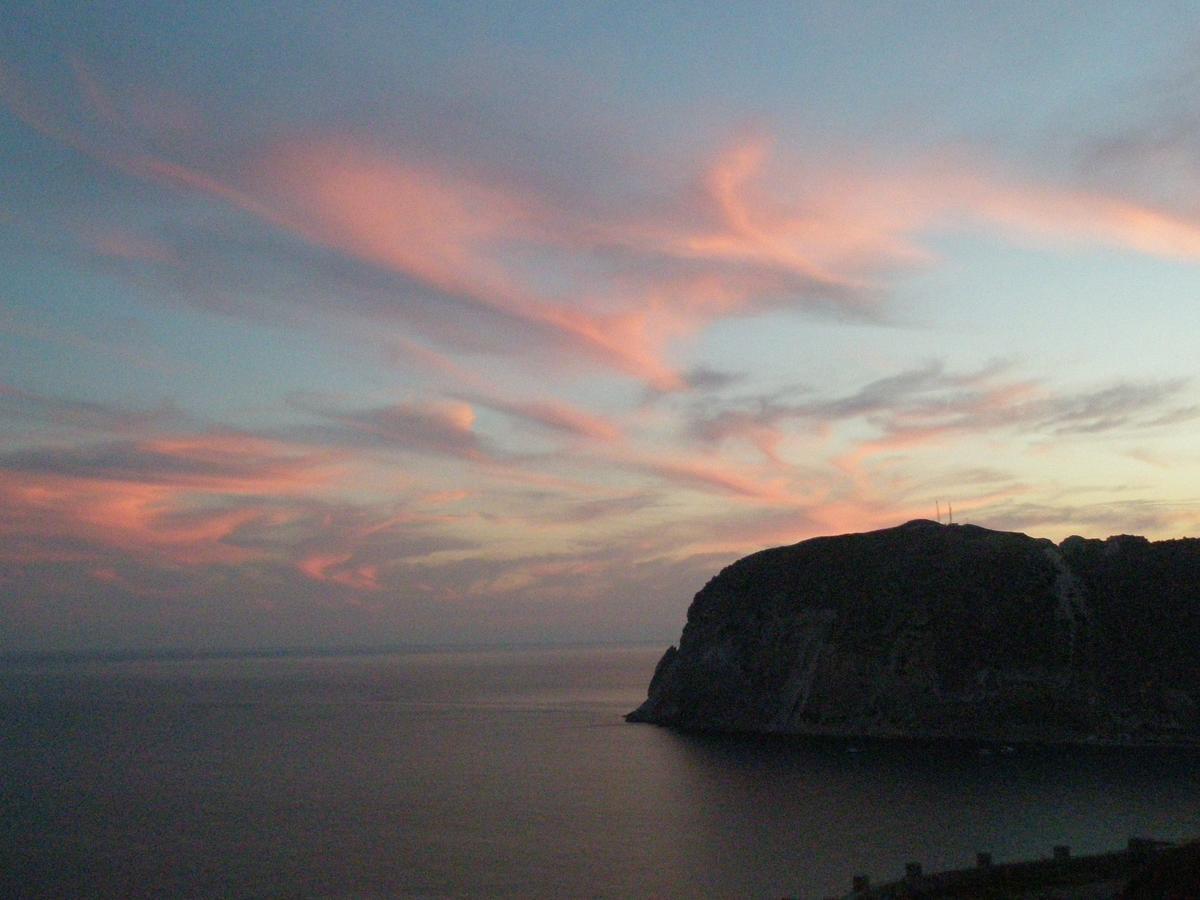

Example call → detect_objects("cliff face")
628 520 1200 744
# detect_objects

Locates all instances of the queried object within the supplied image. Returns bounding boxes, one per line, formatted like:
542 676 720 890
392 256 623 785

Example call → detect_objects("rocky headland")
628 520 1200 744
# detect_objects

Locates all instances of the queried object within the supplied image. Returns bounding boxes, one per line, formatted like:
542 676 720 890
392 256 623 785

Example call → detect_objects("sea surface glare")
3 644 1199 897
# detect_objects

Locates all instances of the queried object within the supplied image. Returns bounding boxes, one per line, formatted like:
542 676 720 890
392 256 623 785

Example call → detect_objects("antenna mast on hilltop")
936 501 942 524
948 501 953 524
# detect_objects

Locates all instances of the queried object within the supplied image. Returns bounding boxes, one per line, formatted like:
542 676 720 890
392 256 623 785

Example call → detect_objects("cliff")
628 520 1200 744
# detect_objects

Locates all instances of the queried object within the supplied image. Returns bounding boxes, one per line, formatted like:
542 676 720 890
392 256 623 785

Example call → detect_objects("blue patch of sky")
896 231 1200 382
0 250 392 428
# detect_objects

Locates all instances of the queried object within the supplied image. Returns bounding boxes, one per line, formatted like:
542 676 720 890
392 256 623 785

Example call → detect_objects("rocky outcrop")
628 520 1200 744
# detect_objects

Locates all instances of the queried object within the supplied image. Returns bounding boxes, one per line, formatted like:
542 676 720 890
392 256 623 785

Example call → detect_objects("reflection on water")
3 644 1198 898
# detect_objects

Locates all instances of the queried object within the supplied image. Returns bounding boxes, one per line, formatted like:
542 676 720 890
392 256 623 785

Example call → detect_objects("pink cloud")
0 433 344 567
297 553 382 591
256 139 686 388
0 471 258 565
134 157 298 230
669 136 902 293
67 53 120 127
947 172 1200 260
467 395 622 443
620 453 789 502
265 141 532 291
387 336 487 386
246 133 1200 395
832 426 958 478
10 55 1200 342
298 398 489 460
83 227 179 265
415 489 472 507
12 55 1200 395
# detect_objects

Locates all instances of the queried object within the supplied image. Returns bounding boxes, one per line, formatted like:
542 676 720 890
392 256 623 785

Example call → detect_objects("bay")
3 644 1198 898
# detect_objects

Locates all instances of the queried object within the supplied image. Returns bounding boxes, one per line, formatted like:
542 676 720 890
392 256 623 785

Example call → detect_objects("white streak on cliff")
1043 544 1090 664
771 608 837 730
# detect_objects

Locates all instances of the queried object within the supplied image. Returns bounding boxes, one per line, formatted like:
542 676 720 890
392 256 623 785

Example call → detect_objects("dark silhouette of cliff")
628 520 1200 744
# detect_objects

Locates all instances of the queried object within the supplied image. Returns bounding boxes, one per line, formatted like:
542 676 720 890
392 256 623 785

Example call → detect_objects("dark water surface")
3 644 1199 898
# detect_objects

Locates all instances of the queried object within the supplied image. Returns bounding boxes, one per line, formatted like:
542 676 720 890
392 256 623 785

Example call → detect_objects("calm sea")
2 644 1198 898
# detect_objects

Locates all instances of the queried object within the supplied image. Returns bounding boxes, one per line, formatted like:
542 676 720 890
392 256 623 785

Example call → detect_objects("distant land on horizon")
0 637 675 665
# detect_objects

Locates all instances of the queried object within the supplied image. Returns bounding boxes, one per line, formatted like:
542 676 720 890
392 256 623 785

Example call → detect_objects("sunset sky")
4 2 1200 652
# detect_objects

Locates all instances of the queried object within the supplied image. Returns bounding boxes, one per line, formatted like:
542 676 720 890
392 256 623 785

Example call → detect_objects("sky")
3 2 1200 653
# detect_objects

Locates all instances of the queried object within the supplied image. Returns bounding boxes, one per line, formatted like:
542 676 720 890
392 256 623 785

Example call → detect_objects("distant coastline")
0 637 673 666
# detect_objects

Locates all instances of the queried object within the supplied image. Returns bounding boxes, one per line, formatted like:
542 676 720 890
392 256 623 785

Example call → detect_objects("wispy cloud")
977 497 1200 540
81 227 180 266
286 395 489 460
0 384 183 437
458 393 622 443
3 37 1200 652
0 431 343 566
686 362 1194 459
10 53 1200 398
614 452 794 502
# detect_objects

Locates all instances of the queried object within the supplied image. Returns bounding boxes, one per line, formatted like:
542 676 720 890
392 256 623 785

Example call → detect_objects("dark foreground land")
825 838 1200 899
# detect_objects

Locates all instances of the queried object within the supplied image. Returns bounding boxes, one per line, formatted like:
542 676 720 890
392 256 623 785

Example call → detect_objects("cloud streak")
0 433 344 566
687 362 1194 458
458 393 622 443
288 396 489 460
